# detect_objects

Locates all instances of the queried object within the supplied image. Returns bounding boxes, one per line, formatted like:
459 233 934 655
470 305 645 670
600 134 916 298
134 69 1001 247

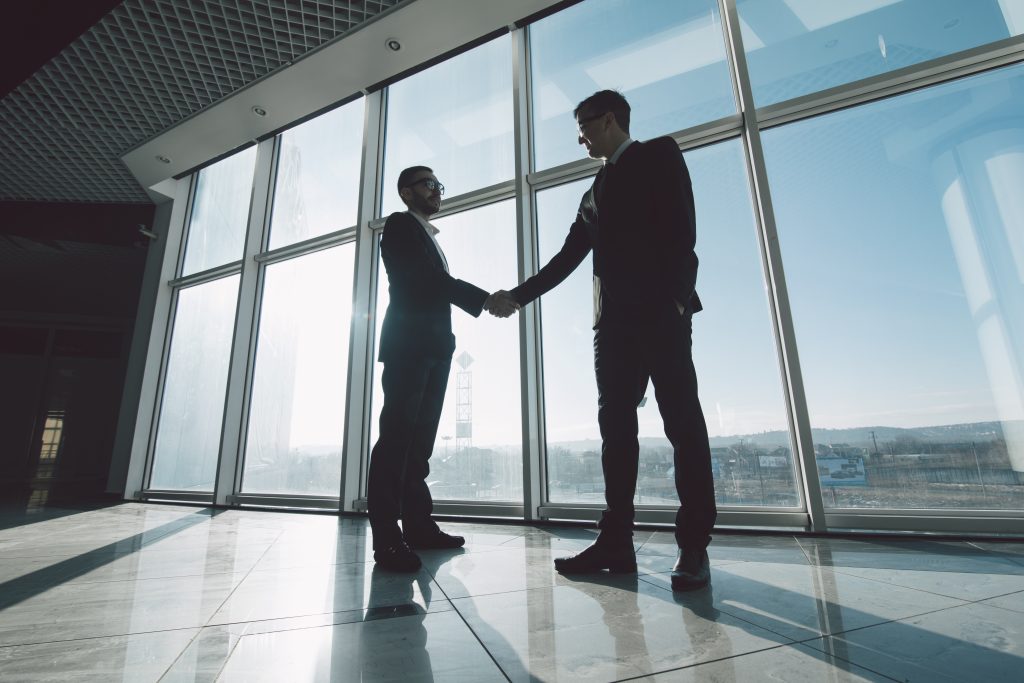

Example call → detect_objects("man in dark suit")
495 90 716 590
369 165 517 572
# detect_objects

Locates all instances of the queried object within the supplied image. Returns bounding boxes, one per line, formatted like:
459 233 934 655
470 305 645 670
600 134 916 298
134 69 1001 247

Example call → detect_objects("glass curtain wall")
139 0 1024 528
762 63 1024 510
530 0 735 170
238 99 365 497
149 148 256 491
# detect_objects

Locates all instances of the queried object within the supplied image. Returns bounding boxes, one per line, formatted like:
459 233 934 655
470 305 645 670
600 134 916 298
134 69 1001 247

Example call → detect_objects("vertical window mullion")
719 0 825 530
212 138 277 506
513 26 545 521
340 90 386 512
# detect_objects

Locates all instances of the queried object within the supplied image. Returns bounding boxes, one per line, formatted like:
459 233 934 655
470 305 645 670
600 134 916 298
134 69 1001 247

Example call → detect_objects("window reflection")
268 99 364 249
763 63 1024 509
241 245 355 496
382 37 513 214
530 0 734 171
737 0 1024 107
150 275 240 491
182 147 257 276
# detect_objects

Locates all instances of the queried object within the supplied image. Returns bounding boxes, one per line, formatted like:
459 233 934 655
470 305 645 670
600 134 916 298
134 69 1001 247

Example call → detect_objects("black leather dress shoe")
373 541 422 572
554 540 637 574
671 549 710 591
405 530 465 550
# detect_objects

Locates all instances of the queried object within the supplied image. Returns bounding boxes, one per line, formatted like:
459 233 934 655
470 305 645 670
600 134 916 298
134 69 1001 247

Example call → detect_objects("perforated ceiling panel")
0 0 400 204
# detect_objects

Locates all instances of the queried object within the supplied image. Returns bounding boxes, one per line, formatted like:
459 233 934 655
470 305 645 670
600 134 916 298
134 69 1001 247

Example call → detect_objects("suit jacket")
377 211 488 362
511 136 702 327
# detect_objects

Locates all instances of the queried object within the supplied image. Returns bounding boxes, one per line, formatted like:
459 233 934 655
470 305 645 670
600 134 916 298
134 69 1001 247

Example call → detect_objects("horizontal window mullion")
757 34 1024 130
254 226 358 265
528 114 744 192
368 180 519 231
168 260 242 288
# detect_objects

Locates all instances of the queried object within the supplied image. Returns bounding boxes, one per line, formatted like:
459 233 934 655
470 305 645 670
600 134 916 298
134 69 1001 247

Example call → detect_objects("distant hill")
548 421 1012 453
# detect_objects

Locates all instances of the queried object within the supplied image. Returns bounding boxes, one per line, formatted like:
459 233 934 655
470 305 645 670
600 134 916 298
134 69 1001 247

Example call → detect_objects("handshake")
483 290 519 318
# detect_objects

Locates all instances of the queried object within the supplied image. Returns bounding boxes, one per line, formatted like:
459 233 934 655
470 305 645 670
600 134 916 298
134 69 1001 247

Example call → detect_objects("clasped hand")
484 290 519 318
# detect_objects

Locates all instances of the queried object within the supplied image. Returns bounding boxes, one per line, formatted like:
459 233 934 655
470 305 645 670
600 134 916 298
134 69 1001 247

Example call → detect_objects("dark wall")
0 201 155 505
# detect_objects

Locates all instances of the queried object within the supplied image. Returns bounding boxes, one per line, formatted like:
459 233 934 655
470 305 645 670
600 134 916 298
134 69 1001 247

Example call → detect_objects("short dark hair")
574 90 630 134
397 165 433 195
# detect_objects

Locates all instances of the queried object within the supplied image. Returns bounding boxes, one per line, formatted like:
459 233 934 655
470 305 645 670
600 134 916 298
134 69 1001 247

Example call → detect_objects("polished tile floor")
0 503 1022 682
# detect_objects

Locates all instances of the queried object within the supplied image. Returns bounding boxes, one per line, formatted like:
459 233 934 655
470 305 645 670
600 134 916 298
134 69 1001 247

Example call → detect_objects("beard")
414 193 440 216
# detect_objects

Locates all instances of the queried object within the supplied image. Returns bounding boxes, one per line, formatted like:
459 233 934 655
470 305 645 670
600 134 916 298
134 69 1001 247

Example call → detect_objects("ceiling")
0 0 403 204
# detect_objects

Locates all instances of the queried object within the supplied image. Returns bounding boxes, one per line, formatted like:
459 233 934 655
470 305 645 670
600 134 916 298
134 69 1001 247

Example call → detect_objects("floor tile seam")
495 531 531 546
246 557 380 573
0 548 155 560
203 599 456 634
790 632 962 682
195 610 456 681
969 593 1024 614
610 641 902 683
0 625 200 650
155 623 221 683
439 569 672 602
966 540 1024 560
200 530 286 629
787 600 982 645
775 638 908 683
3 566 251 592
246 547 510 574
632 572 967 648
828 563 1024 602
633 572 814 645
434 589 512 679
793 536 821 566
54 567 248 588
427 572 513 682
823 565 993 602
0 567 250 608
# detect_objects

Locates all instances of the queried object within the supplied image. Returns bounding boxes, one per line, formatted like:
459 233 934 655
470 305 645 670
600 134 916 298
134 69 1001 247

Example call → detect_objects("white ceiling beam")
122 0 561 193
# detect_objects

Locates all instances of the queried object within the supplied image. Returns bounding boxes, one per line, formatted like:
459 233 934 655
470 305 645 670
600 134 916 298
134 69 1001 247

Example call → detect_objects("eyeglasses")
576 111 607 134
406 178 445 195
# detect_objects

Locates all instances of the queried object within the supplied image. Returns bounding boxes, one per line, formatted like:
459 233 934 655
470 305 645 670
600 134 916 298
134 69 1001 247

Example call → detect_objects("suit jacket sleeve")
380 213 488 317
648 137 698 310
509 198 592 306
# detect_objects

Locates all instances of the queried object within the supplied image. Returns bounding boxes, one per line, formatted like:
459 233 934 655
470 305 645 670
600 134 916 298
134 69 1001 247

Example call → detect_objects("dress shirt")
407 211 449 273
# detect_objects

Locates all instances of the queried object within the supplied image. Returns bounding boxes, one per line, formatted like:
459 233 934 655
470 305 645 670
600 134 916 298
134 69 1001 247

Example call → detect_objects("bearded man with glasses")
368 165 518 572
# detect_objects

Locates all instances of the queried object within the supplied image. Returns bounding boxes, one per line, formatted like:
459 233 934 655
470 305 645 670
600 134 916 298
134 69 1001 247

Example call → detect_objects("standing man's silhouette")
368 166 517 572
498 90 716 590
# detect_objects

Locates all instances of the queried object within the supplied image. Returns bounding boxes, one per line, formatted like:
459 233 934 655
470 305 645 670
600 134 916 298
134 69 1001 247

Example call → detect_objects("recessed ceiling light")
252 105 267 116
385 37 401 51
155 155 171 163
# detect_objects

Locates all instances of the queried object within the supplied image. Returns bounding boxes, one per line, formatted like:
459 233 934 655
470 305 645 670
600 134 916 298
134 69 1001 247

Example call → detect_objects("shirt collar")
407 210 440 235
606 138 635 165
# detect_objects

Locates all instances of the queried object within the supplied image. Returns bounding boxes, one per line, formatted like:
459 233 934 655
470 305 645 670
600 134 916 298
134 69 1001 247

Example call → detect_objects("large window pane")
268 100 364 249
382 37 513 215
181 147 257 275
530 0 735 171
538 140 797 507
240 244 355 496
763 64 1024 509
369 201 523 501
150 275 240 491
738 0 1024 107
